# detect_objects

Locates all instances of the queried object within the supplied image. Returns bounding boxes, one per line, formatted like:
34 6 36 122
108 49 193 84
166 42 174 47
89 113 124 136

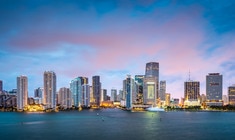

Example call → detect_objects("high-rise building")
111 89 117 102
143 77 157 106
206 73 223 106
89 86 94 103
92 76 101 106
124 75 136 109
135 75 144 104
145 62 159 99
58 87 72 109
70 77 89 107
122 79 127 100
0 80 2 91
70 77 82 107
17 75 28 110
145 62 159 78
228 85 235 106
223 95 228 105
165 93 171 106
34 87 43 104
159 81 166 101
184 81 200 101
101 89 107 102
117 90 123 101
82 84 90 107
43 71 56 109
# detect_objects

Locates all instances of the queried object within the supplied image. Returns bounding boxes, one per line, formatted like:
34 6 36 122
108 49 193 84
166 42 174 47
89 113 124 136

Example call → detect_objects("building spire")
188 69 191 81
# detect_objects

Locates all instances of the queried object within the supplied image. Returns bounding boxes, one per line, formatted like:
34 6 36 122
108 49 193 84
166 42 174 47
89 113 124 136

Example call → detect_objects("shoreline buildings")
0 80 2 92
43 71 56 109
17 75 28 110
228 85 235 106
92 76 101 107
58 87 72 109
206 73 223 106
124 75 136 109
184 80 200 106
144 62 159 106
70 77 88 108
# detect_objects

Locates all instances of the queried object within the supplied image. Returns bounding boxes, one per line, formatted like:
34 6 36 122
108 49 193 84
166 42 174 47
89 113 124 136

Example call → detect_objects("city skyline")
0 0 235 99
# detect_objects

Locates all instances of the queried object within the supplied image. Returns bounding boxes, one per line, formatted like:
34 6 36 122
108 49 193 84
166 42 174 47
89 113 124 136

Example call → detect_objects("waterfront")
0 109 235 140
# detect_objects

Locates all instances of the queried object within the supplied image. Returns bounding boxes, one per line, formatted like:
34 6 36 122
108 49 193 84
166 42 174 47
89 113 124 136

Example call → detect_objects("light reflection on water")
1 109 235 140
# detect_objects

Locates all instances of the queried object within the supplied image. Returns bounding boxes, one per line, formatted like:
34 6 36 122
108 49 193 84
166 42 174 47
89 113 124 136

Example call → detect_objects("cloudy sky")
0 0 235 98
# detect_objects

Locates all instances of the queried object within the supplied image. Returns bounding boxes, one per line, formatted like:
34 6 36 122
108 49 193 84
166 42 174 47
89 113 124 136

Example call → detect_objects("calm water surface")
0 109 235 140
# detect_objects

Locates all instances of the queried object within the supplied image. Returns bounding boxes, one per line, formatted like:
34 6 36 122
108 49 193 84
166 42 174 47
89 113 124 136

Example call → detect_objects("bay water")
0 109 235 140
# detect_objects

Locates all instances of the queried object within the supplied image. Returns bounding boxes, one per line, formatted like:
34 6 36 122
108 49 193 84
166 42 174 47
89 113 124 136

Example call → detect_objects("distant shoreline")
1 107 235 113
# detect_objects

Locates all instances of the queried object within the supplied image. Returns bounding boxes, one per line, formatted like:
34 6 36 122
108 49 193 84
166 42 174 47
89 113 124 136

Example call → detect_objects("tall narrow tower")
43 71 56 109
17 75 28 110
144 62 159 105
92 76 101 106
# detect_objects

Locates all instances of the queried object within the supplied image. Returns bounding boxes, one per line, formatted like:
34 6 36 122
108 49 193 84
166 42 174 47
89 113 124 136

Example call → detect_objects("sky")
0 0 235 98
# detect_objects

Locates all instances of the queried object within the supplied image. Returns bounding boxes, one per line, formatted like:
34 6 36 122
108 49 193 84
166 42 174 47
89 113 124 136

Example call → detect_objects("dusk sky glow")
1 0 235 98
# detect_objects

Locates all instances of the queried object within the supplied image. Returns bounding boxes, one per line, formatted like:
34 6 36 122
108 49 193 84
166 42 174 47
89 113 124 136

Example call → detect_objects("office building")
111 89 117 102
122 79 127 100
82 84 90 107
143 77 157 106
145 62 159 99
124 75 136 109
70 77 82 107
165 93 171 106
228 85 235 106
34 87 43 104
70 76 88 107
101 89 107 102
135 75 144 104
43 71 56 109
206 73 223 106
92 76 101 106
184 81 200 100
58 87 72 109
184 81 200 106
17 75 28 110
0 80 2 91
159 81 166 101
222 95 228 105
117 90 123 101
145 62 159 78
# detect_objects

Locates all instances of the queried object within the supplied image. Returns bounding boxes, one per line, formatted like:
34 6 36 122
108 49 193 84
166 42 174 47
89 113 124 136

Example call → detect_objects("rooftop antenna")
188 69 191 81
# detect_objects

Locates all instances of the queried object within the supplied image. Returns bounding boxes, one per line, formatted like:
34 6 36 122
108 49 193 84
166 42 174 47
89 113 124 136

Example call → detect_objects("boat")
146 107 164 112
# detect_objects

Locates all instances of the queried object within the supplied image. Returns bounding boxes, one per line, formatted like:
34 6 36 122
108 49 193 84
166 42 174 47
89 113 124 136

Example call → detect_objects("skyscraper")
184 81 200 101
34 87 43 104
111 89 117 101
43 71 56 109
117 90 123 101
70 77 82 107
101 89 107 102
92 76 101 106
228 85 235 106
124 75 136 109
135 75 144 104
145 62 159 78
165 93 171 106
70 76 89 107
143 77 157 106
145 62 159 99
159 81 166 101
82 84 90 107
17 75 28 110
58 87 72 109
184 80 200 106
0 80 2 91
206 73 223 106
